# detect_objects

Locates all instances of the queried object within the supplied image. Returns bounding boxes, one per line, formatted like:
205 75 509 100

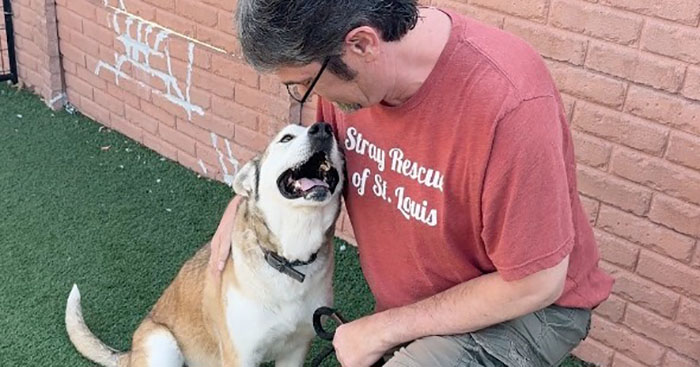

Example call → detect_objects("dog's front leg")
275 341 311 367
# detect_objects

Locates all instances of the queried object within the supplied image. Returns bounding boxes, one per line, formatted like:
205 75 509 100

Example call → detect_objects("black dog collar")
263 249 318 283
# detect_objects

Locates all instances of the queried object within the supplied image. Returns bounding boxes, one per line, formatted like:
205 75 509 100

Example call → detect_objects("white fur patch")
146 330 184 367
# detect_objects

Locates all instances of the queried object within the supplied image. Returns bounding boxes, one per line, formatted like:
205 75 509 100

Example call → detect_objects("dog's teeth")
320 161 330 171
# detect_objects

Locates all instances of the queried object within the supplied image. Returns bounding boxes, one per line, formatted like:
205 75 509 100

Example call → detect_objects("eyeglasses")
287 57 330 125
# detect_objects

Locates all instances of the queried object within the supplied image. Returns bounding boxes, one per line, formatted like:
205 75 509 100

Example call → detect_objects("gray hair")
236 0 419 80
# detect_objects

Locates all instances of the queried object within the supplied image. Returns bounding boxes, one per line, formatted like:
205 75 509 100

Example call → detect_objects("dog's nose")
308 122 333 139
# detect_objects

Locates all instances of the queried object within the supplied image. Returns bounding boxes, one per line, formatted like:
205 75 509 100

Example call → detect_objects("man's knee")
383 335 505 367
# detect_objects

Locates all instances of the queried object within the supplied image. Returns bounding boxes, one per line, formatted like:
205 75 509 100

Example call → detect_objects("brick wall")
10 0 64 108
9 0 700 365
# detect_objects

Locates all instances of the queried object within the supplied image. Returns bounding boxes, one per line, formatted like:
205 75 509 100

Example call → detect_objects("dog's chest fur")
224 253 332 363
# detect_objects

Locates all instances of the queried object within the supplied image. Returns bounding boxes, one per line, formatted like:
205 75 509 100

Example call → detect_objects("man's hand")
208 196 241 281
333 314 393 367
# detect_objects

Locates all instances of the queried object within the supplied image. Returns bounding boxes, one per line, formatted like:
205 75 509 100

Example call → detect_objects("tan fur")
66 123 342 367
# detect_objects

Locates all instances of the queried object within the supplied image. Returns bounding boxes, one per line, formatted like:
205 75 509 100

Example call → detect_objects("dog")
65 122 345 367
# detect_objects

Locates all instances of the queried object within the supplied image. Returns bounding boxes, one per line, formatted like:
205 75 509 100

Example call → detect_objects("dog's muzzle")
277 123 340 201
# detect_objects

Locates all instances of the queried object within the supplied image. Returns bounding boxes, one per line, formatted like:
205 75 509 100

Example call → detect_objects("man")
209 1 614 366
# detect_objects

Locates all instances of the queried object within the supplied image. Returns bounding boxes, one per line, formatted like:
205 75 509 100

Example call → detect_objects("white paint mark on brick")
211 132 239 186
95 0 205 120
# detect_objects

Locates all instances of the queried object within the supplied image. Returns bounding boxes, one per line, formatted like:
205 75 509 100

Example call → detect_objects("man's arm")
333 255 569 367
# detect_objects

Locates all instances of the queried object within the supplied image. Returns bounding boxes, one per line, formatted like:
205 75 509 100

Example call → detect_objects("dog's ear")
233 159 259 198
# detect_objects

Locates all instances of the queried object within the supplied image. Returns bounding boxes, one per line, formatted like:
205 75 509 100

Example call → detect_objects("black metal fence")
1 0 17 84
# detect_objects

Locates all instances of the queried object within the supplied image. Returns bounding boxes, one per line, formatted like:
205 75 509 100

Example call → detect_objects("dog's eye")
279 134 295 143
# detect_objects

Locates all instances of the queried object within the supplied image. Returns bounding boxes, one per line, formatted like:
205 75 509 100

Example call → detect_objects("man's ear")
233 158 259 198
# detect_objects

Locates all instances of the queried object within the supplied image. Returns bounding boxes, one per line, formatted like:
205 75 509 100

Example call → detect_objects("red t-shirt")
317 9 613 312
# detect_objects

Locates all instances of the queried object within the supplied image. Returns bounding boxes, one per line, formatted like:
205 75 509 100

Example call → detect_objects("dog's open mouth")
277 152 340 200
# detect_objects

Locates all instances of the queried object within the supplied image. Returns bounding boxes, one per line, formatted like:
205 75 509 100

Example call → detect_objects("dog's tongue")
298 178 328 191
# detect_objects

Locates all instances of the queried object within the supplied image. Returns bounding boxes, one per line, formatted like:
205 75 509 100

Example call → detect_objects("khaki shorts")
383 305 591 367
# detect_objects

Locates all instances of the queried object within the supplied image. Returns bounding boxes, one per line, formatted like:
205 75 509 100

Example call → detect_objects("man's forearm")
372 257 568 348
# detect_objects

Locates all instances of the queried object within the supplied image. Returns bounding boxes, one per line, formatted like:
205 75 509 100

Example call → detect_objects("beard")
334 102 363 114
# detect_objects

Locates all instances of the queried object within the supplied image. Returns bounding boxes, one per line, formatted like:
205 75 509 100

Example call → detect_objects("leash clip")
264 251 306 282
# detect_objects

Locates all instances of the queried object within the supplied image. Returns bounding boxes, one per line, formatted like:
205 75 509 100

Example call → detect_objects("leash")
311 307 384 367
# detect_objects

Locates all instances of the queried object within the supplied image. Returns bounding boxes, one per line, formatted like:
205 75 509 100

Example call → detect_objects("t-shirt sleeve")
481 96 575 281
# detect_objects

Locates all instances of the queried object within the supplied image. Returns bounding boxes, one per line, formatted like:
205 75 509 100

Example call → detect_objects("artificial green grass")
0 82 591 366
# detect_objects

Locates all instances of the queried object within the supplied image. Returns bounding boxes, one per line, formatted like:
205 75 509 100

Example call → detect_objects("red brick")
141 101 176 127
155 9 196 37
192 70 235 99
234 124 270 152
579 194 601 225
199 0 235 12
594 293 627 322
432 0 505 28
106 83 140 109
577 166 652 216
190 113 235 140
607 263 680 317
124 104 158 134
56 6 83 33
585 41 686 93
503 17 588 65
79 95 111 126
81 19 115 48
235 84 290 121
597 205 695 262
143 132 178 162
175 0 218 27
664 350 699 367
470 0 548 22
216 10 236 35
151 92 191 121
59 41 86 68
196 25 239 54
572 336 614 367
176 118 211 144
677 297 700 333
259 74 287 97
167 38 212 70
573 101 669 156
682 66 700 102
589 315 665 366
94 88 124 117
159 123 196 156
65 0 95 22
648 194 700 238
110 113 144 143
550 0 644 45
63 72 93 100
611 147 700 206
693 242 700 270
637 250 700 299
623 303 700 361
666 130 700 171
211 53 259 88
143 0 175 11
123 0 157 20
546 60 627 109
642 20 700 64
177 150 209 177
573 131 612 170
625 85 700 136
595 229 640 270
601 0 700 26
611 353 646 367
195 142 223 173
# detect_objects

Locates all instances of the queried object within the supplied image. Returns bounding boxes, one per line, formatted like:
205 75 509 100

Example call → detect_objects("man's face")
276 58 375 114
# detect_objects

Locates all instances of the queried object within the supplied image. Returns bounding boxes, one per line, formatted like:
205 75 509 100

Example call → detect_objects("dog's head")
233 122 344 208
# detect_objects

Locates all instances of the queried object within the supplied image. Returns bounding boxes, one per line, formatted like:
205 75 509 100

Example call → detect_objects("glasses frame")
287 57 330 125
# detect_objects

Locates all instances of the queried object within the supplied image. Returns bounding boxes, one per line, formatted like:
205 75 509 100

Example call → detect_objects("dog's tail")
65 284 124 367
